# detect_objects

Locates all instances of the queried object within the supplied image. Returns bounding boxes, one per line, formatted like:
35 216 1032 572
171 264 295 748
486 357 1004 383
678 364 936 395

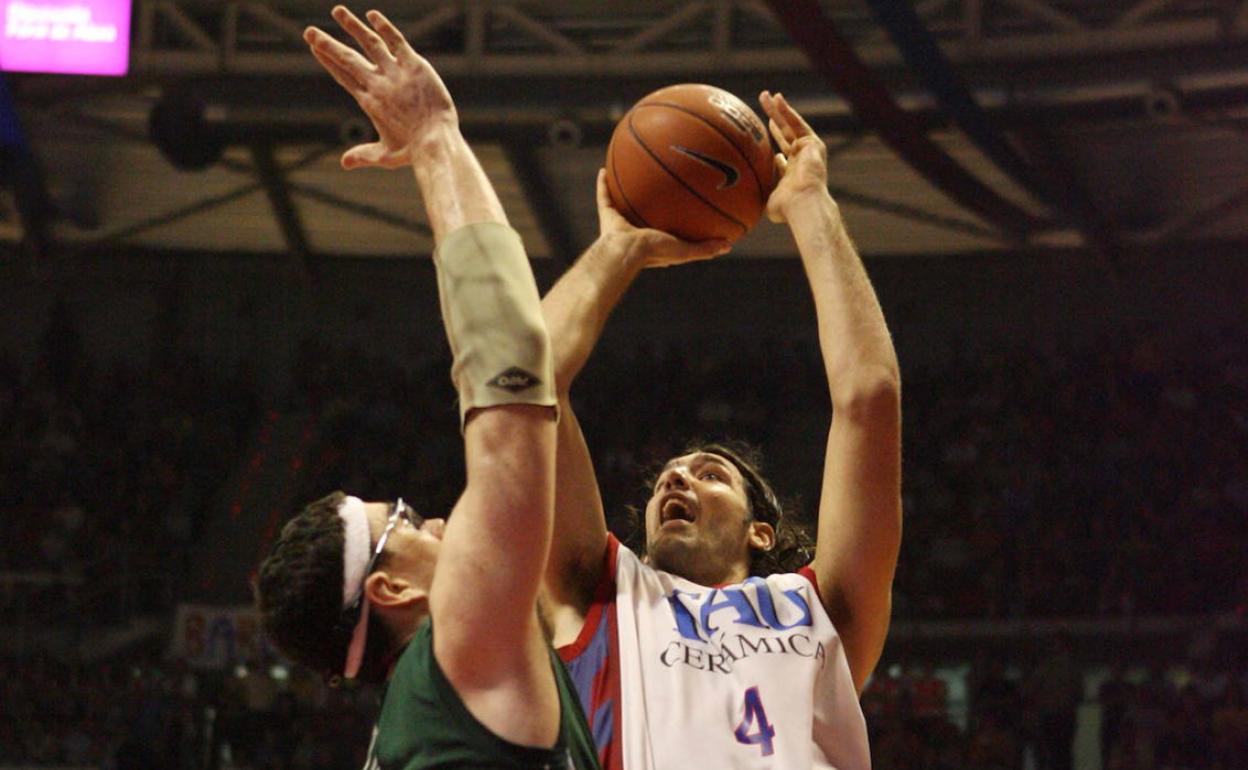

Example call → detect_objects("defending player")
540 92 901 769
254 7 597 769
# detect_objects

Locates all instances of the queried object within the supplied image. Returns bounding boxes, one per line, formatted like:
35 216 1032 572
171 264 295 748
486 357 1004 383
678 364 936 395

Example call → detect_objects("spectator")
1026 635 1080 770
1212 680 1248 770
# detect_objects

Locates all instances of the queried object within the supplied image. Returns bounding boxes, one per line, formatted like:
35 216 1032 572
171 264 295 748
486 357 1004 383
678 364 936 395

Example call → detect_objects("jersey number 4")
734 686 776 756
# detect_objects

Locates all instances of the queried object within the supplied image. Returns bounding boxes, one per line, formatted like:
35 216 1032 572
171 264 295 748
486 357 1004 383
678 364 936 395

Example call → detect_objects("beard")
647 532 732 586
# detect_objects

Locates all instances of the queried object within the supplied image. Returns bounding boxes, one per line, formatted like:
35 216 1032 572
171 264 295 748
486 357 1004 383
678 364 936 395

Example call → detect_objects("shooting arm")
540 172 727 631
760 92 900 694
540 233 646 618
794 190 901 694
788 189 898 693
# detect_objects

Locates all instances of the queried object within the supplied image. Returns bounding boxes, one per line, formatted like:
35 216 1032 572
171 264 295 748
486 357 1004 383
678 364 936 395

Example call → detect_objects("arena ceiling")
3 0 1248 271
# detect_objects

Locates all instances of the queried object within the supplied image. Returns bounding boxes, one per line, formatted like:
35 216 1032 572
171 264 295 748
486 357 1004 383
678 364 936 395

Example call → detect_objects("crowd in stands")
287 338 465 523
4 637 1245 770
898 324 1248 619
3 303 1247 769
291 322 1248 621
5 307 1244 625
0 653 376 770
0 301 259 626
860 636 1248 770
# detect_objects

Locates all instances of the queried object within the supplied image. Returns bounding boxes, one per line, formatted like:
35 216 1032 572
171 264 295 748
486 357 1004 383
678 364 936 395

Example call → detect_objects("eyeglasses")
348 498 421 613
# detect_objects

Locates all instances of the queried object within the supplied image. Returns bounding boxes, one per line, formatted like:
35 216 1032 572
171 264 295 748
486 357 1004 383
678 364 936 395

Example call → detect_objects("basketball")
605 83 776 243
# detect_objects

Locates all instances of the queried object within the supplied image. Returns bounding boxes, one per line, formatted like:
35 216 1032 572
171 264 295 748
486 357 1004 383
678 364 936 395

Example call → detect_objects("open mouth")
660 496 696 526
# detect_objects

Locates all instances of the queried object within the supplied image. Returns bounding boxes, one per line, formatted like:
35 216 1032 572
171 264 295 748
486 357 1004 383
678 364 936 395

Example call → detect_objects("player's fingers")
341 142 377 169
768 118 793 155
762 91 798 148
760 91 793 145
306 26 375 80
773 93 813 136
596 168 627 230
596 168 611 208
771 96 803 142
306 32 369 93
647 238 728 267
767 154 789 223
342 142 403 170
758 90 778 127
332 5 395 69
773 152 789 179
759 89 776 111
792 135 827 164
598 168 632 219
365 10 414 61
694 238 733 258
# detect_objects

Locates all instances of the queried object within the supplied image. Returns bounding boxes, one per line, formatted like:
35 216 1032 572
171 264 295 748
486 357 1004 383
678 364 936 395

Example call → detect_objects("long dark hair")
630 439 814 577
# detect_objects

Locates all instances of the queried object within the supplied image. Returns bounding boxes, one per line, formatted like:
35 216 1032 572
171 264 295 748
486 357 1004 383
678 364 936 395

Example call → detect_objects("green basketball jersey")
364 618 600 770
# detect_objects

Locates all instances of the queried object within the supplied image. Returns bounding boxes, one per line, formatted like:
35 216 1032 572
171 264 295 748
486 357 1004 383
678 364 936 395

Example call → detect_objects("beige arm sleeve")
433 222 557 427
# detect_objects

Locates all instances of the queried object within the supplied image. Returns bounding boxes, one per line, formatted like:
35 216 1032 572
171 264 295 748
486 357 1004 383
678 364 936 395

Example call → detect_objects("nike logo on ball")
671 145 740 189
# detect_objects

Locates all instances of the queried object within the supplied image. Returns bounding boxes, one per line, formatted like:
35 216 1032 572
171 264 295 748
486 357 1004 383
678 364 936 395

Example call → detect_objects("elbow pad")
433 222 556 428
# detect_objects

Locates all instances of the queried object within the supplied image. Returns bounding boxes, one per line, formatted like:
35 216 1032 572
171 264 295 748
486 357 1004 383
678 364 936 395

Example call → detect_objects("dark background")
3 1 1248 769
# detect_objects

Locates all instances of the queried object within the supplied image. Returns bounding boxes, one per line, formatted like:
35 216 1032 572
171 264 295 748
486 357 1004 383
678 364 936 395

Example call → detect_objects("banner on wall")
169 604 275 669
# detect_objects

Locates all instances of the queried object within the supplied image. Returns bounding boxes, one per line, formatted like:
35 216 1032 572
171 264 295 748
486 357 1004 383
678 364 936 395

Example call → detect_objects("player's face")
644 451 754 585
363 500 445 594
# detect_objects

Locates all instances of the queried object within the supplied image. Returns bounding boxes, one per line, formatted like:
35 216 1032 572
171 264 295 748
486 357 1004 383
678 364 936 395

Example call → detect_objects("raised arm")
760 92 902 693
540 172 727 632
306 4 556 719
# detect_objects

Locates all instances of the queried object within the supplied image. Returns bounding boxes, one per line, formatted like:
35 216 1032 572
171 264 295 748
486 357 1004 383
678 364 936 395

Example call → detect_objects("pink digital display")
1 0 131 76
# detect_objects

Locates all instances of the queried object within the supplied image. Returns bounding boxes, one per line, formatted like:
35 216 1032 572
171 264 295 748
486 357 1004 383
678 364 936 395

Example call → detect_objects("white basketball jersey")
613 542 870 769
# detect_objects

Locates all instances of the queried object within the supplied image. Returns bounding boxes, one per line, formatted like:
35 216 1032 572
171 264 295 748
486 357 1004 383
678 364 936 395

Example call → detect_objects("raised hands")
305 5 457 170
594 169 731 268
759 91 830 223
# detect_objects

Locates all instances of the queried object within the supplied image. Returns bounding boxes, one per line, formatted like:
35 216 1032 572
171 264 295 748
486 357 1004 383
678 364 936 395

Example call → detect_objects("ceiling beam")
1114 0 1179 29
862 0 954 44
614 2 710 54
152 0 217 52
493 5 585 54
88 0 1247 81
404 5 463 44
84 179 264 246
286 184 432 238
65 145 330 247
119 26 1248 78
862 0 1125 260
502 139 578 266
1135 181 1248 245
764 0 1045 236
238 2 307 44
250 142 315 281
827 184 1004 241
29 74 1248 164
999 0 1085 32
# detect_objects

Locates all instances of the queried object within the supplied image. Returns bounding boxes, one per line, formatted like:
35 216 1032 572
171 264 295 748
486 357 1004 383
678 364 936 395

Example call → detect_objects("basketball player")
540 92 901 769
255 7 598 768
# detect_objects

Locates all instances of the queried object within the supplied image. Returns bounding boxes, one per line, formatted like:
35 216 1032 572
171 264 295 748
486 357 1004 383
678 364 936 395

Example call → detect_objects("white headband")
337 495 374 679
337 495 372 608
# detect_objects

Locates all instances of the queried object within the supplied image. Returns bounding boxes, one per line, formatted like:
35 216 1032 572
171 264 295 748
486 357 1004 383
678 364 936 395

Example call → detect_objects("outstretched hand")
305 5 457 170
759 91 830 223
595 169 730 268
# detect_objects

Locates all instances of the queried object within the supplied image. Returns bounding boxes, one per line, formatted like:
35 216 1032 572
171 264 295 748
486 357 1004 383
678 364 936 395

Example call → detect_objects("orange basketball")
605 84 776 243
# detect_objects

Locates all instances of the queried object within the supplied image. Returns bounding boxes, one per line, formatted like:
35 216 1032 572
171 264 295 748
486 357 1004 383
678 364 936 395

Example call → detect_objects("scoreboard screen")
2 0 131 76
